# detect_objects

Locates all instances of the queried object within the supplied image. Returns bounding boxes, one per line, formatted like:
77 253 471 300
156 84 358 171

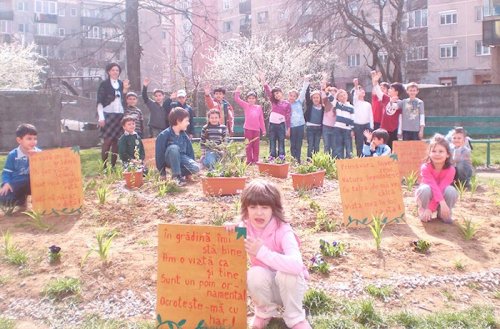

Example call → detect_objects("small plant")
167 203 179 214
23 210 51 230
369 214 385 251
303 288 334 316
0 275 11 285
210 210 232 226
156 179 183 197
82 228 118 265
311 152 337 179
469 175 479 196
454 259 466 271
403 171 418 191
0 317 15 329
315 210 337 232
204 140 248 177
96 184 110 205
83 178 97 192
309 254 331 275
458 218 478 240
309 200 321 212
319 239 346 258
494 290 500 300
365 284 393 301
441 289 455 302
295 162 319 174
43 277 81 299
144 167 159 182
454 180 467 200
412 239 431 254
48 245 61 264
0 200 17 216
262 154 288 164
2 231 28 266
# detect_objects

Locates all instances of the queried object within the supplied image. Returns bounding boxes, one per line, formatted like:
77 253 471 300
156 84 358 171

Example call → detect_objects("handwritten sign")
337 157 405 227
142 138 156 169
392 141 428 179
156 224 247 329
30 147 84 215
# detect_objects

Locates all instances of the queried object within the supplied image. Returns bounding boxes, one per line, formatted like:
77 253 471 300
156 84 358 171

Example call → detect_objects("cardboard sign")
30 147 83 215
337 157 405 227
142 138 156 169
392 140 428 179
157 224 247 329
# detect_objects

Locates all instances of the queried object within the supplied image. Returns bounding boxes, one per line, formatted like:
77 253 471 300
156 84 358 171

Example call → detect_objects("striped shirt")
200 124 228 156
124 106 145 137
331 99 354 130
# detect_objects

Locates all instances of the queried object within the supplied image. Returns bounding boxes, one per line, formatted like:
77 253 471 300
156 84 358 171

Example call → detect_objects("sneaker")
291 320 312 329
174 176 186 187
251 316 271 329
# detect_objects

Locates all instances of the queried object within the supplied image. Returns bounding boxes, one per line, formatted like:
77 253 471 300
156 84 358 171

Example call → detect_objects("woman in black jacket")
96 63 129 168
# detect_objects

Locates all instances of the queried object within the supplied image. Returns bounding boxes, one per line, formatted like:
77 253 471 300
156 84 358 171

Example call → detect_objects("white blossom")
0 43 46 89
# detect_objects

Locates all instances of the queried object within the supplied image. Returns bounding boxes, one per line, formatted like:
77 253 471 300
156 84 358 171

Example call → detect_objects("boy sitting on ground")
362 128 391 157
118 116 145 171
0 124 41 210
155 107 200 186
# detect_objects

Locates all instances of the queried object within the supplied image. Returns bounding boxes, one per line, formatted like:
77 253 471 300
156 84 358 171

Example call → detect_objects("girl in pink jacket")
415 134 458 223
234 86 266 164
226 179 311 329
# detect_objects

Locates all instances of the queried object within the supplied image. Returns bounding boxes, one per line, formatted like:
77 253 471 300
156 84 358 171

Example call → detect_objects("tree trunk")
125 0 141 92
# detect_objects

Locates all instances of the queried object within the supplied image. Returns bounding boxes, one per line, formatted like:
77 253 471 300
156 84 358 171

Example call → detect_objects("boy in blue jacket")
1 124 41 209
155 107 200 186
362 128 391 157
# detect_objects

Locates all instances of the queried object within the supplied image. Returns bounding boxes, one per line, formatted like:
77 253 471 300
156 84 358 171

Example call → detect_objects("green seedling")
96 185 109 205
369 214 385 251
458 218 478 241
454 180 467 200
403 171 418 191
23 210 51 230
82 228 118 265
412 239 431 254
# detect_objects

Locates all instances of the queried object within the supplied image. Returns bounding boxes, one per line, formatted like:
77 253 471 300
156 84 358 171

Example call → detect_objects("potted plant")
201 141 248 196
123 146 144 188
256 155 290 179
290 152 334 190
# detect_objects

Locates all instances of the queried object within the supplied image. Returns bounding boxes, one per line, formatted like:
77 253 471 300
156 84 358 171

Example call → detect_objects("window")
439 44 458 58
475 40 491 55
440 11 457 25
475 6 483 21
299 29 314 43
35 0 57 14
347 54 360 67
257 11 268 24
35 23 57 36
161 31 167 39
278 9 288 19
222 0 230 10
0 20 11 34
38 45 55 57
70 8 77 16
17 1 26 11
58 6 65 16
18 23 27 33
223 21 232 32
378 51 388 64
408 9 427 29
407 46 428 61
439 77 457 86
58 28 65 36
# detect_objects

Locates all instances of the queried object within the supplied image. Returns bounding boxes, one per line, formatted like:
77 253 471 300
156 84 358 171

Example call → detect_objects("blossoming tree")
0 43 45 89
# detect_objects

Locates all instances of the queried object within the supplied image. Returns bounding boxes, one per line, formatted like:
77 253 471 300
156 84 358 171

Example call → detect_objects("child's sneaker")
174 176 186 187
291 320 312 329
251 316 271 329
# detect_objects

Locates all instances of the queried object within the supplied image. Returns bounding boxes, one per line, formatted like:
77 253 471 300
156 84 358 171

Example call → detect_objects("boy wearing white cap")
167 89 195 139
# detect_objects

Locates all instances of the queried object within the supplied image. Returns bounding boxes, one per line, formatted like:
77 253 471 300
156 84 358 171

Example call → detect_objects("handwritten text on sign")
156 224 247 329
30 147 83 215
337 157 405 227
392 140 428 179
142 138 156 169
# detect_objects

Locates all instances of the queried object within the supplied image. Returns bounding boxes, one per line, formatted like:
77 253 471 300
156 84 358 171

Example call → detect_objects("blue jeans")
306 126 322 159
202 150 220 171
269 122 286 157
290 125 304 163
403 130 420 141
322 125 335 157
333 127 353 159
455 161 473 186
353 123 371 157
164 145 200 178
0 180 30 206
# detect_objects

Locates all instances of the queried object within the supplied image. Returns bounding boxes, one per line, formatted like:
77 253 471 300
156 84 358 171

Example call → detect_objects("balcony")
34 13 58 24
239 0 251 15
483 18 500 46
0 10 14 20
240 24 251 38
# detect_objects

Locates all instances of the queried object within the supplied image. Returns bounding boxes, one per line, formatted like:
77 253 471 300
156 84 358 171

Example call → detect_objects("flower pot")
201 177 246 196
124 171 143 188
291 170 326 191
256 162 289 179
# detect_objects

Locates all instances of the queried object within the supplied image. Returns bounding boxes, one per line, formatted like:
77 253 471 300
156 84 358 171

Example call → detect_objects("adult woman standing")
97 63 129 169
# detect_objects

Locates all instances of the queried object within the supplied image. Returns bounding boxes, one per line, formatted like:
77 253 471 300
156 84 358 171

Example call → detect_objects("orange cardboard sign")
392 140 428 179
156 224 247 329
30 147 83 215
337 157 405 227
142 138 156 169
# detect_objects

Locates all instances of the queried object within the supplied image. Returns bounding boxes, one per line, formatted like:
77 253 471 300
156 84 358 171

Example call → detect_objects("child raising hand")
226 179 311 329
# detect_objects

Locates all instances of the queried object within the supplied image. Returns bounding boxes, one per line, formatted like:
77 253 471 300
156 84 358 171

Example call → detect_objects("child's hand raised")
363 129 372 142
204 85 211 96
235 85 242 93
143 77 150 86
245 238 263 256
223 221 238 232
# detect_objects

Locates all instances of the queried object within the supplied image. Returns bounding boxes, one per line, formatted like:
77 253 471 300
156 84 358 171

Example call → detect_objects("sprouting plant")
0 200 17 216
296 187 309 199
23 210 50 231
458 218 478 240
82 228 118 265
487 179 497 192
233 199 241 216
295 163 319 174
403 171 418 191
145 168 159 181
48 245 61 264
369 214 385 251
319 239 346 258
309 200 321 212
96 185 110 205
167 203 179 214
2 231 28 266
469 175 479 196
412 239 431 254
156 179 183 197
311 152 337 179
210 210 232 226
315 210 338 232
454 259 465 271
43 277 81 300
303 288 335 316
454 180 467 200
309 255 330 275
365 284 393 301
83 178 97 192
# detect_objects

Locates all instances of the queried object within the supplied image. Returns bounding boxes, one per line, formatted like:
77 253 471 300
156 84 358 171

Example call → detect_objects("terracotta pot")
291 170 326 191
124 171 144 188
201 176 246 196
256 162 289 179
